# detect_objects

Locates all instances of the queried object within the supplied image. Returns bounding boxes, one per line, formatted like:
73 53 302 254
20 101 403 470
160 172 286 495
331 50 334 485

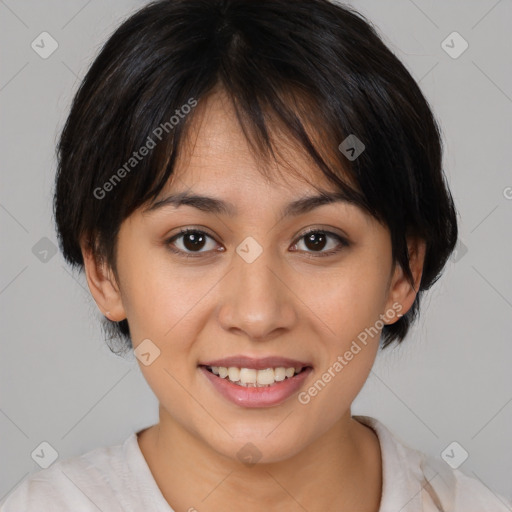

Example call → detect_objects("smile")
205 365 306 387
198 356 313 408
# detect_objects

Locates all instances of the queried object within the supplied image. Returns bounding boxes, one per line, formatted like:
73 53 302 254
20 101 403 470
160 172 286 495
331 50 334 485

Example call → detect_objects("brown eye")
303 231 328 251
291 230 349 257
167 229 219 257
166 228 349 260
180 231 207 251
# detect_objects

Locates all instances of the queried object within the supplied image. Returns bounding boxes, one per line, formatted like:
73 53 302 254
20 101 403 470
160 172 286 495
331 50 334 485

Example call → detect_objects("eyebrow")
146 189 357 219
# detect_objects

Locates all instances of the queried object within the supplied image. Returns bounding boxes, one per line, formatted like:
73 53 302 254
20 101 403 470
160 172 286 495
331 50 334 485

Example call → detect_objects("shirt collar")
353 415 434 511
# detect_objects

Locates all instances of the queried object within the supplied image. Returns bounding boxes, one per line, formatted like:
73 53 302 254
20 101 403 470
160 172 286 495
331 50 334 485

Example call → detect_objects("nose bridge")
217 237 296 339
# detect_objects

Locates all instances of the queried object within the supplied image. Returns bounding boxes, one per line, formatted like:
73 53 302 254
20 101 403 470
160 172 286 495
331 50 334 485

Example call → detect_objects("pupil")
305 232 326 251
184 232 205 251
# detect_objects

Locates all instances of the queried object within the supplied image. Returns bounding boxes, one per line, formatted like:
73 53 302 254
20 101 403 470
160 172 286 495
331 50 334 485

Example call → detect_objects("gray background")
1 0 511 504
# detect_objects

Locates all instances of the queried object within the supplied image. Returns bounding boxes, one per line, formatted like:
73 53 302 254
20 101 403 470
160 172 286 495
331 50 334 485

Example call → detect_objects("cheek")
299 255 390 342
296 266 386 428
295 249 389 398
117 246 209 343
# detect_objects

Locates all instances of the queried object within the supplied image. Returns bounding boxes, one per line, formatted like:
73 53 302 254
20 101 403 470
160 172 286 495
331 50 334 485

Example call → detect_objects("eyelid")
296 225 350 243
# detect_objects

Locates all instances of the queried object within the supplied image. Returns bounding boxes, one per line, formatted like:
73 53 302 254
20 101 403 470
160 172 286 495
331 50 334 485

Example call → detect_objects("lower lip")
199 366 312 408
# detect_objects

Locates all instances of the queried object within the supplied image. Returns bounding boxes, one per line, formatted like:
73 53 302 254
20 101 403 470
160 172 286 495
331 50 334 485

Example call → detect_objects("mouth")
198 356 313 408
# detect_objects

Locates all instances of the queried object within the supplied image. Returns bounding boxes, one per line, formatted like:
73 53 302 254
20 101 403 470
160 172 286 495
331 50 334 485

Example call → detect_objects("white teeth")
228 367 240 381
256 368 275 385
274 367 286 382
207 365 304 387
239 368 257 384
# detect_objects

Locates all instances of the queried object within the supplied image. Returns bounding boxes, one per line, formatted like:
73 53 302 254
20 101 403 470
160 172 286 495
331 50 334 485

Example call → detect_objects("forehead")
166 89 345 197
143 91 373 230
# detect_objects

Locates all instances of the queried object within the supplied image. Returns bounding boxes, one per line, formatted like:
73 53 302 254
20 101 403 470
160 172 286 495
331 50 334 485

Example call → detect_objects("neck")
137 407 382 512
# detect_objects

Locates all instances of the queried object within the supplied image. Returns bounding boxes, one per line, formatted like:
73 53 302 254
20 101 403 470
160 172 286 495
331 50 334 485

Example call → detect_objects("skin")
82 89 425 512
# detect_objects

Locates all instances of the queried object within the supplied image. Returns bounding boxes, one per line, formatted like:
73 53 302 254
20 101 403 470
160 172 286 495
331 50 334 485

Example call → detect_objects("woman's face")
97 91 414 464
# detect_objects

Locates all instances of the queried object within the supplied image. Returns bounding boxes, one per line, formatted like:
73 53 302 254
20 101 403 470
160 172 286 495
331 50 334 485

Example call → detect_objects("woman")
1 0 509 510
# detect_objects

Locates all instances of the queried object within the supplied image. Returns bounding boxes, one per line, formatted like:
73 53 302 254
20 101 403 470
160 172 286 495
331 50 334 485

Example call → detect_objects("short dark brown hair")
54 0 458 354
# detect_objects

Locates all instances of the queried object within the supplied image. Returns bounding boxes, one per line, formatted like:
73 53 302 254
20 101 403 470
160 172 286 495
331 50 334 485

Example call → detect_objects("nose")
216 242 298 342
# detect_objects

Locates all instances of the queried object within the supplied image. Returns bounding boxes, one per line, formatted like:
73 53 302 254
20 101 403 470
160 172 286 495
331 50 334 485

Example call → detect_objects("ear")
383 237 426 325
81 244 127 322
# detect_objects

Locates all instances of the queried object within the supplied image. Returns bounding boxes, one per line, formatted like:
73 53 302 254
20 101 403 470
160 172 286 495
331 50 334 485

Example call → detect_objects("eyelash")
165 228 350 260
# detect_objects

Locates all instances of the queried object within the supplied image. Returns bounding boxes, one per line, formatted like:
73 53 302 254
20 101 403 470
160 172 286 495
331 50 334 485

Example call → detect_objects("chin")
202 423 312 466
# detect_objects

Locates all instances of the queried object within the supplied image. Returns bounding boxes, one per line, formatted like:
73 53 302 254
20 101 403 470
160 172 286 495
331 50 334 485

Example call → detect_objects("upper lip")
200 355 312 370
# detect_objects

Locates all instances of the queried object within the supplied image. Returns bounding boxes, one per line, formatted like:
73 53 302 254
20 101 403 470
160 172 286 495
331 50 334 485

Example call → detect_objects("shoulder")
0 436 132 512
354 415 512 512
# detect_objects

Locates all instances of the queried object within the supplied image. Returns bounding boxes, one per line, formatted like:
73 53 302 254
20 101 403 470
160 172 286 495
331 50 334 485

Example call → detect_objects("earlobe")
81 247 127 322
384 237 426 324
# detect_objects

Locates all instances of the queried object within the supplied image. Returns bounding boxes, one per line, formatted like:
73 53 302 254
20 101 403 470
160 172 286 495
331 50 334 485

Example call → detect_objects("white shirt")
1 415 510 511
